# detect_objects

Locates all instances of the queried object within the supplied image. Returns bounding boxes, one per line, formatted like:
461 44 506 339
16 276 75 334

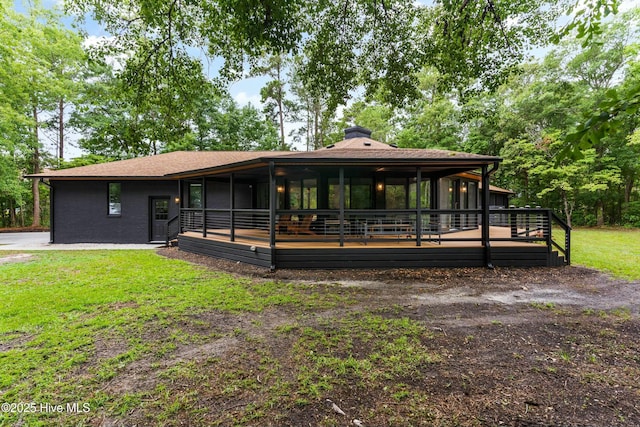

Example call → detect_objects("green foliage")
65 0 560 111
0 1 87 227
621 201 640 227
487 11 640 227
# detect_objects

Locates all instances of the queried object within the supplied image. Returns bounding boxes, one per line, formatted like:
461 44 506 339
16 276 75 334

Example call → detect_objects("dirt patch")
95 247 640 426
157 247 637 313
0 253 34 264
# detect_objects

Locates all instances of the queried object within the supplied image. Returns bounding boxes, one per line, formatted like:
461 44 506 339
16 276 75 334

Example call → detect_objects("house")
28 126 569 269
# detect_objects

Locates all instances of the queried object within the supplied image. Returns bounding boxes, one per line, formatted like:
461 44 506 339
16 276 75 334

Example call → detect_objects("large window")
350 178 372 209
385 178 407 209
188 183 202 208
328 177 372 209
409 180 430 209
108 183 121 216
288 179 317 209
328 178 349 209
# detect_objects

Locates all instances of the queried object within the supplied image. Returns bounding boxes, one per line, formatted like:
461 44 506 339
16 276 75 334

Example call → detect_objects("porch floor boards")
181 226 540 249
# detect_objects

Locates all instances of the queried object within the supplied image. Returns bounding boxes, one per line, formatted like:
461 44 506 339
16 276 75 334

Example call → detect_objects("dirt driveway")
148 248 640 426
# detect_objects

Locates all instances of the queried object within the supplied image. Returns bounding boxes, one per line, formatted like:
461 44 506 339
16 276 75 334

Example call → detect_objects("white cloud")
234 91 263 108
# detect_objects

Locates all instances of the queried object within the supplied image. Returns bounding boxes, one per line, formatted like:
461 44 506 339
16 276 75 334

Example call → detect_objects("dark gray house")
29 127 569 269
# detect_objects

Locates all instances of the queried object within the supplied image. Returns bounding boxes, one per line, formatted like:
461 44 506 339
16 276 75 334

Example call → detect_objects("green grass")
0 250 351 426
571 228 640 280
292 314 440 399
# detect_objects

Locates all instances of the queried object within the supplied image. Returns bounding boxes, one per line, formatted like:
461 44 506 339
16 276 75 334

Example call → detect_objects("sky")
13 0 640 158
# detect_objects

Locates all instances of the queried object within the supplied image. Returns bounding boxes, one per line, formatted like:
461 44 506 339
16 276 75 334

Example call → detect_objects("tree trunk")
625 178 634 204
306 102 312 152
32 106 41 227
596 200 604 227
313 101 321 149
276 61 286 150
9 199 16 227
59 98 64 160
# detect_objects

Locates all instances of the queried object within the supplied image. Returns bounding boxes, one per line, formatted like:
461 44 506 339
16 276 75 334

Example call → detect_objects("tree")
288 56 337 150
395 68 461 150
485 9 639 226
65 0 561 113
252 55 296 150
1 3 86 227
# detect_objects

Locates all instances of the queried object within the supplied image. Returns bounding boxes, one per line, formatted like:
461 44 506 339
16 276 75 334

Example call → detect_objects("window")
154 199 169 220
189 183 202 208
302 179 317 209
289 180 302 209
328 177 372 209
385 178 407 209
350 178 372 209
108 183 121 216
286 179 317 209
409 180 430 209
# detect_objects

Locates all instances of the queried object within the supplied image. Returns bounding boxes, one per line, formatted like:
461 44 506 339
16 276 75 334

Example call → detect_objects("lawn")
0 250 354 426
1 244 639 426
571 228 640 280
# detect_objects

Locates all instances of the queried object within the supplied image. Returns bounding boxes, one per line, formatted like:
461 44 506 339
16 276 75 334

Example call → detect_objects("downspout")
482 162 500 269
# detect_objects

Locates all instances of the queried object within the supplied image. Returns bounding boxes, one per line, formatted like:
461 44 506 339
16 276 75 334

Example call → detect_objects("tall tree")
395 68 461 149
252 54 296 150
1 3 86 226
288 56 337 150
65 0 561 113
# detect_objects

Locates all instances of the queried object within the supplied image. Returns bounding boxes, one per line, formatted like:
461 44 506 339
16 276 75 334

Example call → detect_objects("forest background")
1 0 639 229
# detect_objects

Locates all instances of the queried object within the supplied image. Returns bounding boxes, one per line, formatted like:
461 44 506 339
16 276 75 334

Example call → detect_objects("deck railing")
166 214 181 244
179 206 570 264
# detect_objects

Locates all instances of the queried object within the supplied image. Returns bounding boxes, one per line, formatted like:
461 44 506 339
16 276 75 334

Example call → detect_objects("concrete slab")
0 232 163 250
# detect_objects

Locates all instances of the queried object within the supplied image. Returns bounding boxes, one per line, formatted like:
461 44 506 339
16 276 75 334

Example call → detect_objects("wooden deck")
182 226 539 248
178 226 565 270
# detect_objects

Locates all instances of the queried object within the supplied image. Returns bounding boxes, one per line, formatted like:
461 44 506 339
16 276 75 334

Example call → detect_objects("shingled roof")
27 151 271 179
27 128 501 180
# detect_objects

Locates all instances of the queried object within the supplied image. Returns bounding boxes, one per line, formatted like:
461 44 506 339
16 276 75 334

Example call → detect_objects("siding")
51 180 179 243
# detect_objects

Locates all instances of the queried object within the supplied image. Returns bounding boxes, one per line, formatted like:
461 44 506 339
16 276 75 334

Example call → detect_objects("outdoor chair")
289 215 316 235
276 214 292 234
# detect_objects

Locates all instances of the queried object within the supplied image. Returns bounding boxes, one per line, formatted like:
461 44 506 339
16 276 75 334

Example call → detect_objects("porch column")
339 167 345 247
177 179 183 234
269 161 277 270
202 177 207 238
49 181 55 243
430 176 439 229
481 165 492 268
229 173 235 242
416 168 422 247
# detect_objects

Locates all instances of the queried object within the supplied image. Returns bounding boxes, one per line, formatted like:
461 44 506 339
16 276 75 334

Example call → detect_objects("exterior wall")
489 193 510 208
51 180 179 243
205 180 253 209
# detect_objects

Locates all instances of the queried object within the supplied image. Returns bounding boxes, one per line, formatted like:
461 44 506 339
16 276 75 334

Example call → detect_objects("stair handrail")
550 211 571 265
166 214 181 245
